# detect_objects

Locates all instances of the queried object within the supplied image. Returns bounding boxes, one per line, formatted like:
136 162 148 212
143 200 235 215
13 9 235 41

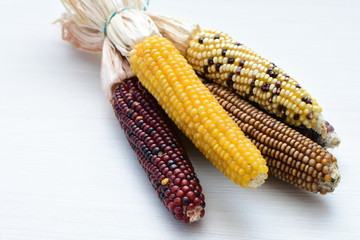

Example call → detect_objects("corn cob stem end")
324 131 341 148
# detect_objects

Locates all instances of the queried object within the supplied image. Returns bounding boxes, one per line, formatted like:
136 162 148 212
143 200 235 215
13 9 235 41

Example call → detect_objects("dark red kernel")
174 206 183 214
268 95 274 103
181 179 189 186
215 63 221 71
208 57 214 65
182 186 190 193
177 173 186 179
204 66 209 73
175 213 185 220
307 112 314 119
187 203 195 211
174 178 181 185
176 190 184 198
193 198 201 205
278 105 287 113
227 57 235 64
168 202 175 212
174 197 182 206
250 79 256 88
261 83 270 92
171 186 180 193
186 191 196 200
226 79 234 87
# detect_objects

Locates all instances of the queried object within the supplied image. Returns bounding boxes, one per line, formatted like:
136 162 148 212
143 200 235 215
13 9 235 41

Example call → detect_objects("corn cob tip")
319 163 341 194
248 173 267 189
314 116 340 148
324 131 341 148
187 206 203 223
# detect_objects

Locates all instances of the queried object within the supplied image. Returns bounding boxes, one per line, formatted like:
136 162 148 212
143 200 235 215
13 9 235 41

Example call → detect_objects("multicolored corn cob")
129 35 268 188
205 82 340 194
185 30 339 148
112 78 205 222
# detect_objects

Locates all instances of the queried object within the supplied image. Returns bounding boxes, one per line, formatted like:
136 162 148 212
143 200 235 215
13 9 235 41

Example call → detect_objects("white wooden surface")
0 0 359 239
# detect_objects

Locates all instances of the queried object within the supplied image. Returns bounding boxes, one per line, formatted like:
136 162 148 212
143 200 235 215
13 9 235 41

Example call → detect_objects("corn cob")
129 35 268 188
112 78 205 223
205 82 340 194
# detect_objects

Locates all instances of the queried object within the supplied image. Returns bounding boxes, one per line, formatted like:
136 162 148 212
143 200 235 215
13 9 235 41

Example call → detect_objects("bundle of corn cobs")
58 0 341 223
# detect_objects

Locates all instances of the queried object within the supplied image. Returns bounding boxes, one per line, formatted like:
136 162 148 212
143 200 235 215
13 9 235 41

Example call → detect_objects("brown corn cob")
205 82 340 194
112 78 205 222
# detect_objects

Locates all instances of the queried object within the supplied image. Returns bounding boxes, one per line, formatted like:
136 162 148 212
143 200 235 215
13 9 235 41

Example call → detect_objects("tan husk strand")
205 82 340 194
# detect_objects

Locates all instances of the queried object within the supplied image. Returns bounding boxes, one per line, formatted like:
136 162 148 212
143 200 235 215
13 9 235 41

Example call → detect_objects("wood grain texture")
0 0 359 239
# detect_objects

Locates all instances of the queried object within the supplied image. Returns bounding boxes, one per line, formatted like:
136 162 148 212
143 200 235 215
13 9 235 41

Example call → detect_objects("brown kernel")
312 183 319 192
302 156 309 164
300 163 305 171
321 159 328 166
306 175 313 182
315 163 323 172
301 172 307 180
293 150 299 159
322 166 330 174
309 159 316 167
310 152 317 159
324 174 332 182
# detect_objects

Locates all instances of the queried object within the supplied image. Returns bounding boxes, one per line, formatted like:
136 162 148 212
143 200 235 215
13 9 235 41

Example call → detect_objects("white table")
1 0 359 239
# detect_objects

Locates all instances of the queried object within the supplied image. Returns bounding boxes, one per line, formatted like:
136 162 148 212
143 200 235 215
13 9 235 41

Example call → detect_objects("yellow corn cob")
205 82 340 194
129 35 268 188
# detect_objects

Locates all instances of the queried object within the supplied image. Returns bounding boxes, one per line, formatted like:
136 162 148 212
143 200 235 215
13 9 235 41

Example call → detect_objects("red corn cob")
112 78 205 223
